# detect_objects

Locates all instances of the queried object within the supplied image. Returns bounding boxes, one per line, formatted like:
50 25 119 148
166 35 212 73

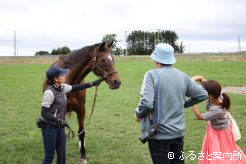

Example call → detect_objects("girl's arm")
71 79 102 92
191 75 206 83
71 83 93 91
192 105 204 120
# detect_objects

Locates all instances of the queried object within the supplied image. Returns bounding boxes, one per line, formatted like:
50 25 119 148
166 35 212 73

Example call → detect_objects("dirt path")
222 87 246 94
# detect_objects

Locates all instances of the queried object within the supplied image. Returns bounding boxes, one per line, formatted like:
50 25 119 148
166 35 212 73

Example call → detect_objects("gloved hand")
57 118 69 128
91 78 103 86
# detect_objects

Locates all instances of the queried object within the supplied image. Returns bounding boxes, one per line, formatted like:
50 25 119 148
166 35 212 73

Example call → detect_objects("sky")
0 0 246 56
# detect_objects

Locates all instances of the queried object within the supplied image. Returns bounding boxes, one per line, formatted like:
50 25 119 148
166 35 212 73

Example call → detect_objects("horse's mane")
61 43 100 69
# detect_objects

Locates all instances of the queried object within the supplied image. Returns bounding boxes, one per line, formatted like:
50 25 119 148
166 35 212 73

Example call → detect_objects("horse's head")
90 42 121 89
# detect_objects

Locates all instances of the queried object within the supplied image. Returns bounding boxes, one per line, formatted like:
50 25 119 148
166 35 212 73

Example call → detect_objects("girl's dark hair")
201 80 230 110
46 79 54 85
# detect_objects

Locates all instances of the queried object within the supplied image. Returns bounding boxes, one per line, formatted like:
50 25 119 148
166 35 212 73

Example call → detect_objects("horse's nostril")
113 80 121 85
109 80 121 89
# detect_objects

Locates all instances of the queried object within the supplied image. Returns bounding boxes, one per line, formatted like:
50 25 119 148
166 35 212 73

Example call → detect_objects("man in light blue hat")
135 43 208 164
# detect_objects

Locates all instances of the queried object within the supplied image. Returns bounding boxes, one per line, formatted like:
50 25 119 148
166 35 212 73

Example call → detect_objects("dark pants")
148 137 184 164
42 124 66 164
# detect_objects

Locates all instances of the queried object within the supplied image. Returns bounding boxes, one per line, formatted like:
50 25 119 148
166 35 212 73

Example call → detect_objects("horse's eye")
101 59 106 62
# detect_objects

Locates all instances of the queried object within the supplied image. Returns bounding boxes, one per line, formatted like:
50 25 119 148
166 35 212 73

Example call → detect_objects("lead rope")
76 85 99 137
68 71 115 139
66 85 99 139
67 124 75 139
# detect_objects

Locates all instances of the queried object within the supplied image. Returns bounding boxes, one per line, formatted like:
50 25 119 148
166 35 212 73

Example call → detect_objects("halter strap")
91 56 117 79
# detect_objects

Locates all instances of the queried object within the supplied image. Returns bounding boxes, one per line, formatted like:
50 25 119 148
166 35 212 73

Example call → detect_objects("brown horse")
43 42 121 163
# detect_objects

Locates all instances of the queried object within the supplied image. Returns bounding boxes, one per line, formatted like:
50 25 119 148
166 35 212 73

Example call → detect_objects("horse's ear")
99 42 106 50
108 41 113 49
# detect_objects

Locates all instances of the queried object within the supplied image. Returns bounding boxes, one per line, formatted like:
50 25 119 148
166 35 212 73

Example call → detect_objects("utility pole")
157 29 160 44
144 31 146 49
14 30 17 56
238 35 241 53
154 31 156 45
124 30 128 55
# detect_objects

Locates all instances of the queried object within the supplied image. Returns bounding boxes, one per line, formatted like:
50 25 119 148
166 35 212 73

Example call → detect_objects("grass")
0 55 245 163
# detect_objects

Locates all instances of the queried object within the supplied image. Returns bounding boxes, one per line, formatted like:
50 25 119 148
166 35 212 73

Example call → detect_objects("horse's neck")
62 46 97 84
66 59 92 84
62 52 93 84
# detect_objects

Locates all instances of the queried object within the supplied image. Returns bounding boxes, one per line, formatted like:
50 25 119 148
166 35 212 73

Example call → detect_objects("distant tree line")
127 30 184 55
35 30 184 56
101 30 185 55
35 46 71 56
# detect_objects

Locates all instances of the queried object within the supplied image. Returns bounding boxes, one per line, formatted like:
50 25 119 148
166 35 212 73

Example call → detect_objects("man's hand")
241 91 246 95
135 115 141 122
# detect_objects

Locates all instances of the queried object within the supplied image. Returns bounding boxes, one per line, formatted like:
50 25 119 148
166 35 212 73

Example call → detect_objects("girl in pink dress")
191 76 246 164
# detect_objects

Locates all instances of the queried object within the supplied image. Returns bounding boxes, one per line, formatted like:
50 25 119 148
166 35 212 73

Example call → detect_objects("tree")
114 47 121 56
51 46 71 55
114 47 126 56
35 51 49 56
102 34 117 51
179 41 185 53
126 30 184 55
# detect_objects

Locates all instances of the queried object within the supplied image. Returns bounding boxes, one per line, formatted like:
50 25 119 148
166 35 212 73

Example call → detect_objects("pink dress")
198 121 246 164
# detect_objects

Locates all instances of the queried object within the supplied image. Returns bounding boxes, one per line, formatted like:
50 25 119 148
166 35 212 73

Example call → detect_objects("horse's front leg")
78 127 87 163
77 110 87 164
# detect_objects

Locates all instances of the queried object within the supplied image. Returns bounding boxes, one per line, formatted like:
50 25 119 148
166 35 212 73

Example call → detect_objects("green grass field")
0 55 246 164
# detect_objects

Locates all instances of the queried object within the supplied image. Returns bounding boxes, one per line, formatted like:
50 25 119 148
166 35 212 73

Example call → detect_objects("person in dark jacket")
40 65 101 164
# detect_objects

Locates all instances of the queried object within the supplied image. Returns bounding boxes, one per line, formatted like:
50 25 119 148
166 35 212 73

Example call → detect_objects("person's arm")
191 75 206 83
41 106 59 122
135 71 155 120
41 90 68 126
71 83 92 91
71 78 103 92
41 106 68 127
241 91 246 95
184 76 208 108
192 105 204 120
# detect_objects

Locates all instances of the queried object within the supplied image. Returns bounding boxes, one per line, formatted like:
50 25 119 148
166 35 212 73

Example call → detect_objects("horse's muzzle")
109 79 121 89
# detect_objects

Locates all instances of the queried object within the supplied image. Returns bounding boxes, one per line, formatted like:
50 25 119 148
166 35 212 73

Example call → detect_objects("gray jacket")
41 84 72 126
135 66 208 140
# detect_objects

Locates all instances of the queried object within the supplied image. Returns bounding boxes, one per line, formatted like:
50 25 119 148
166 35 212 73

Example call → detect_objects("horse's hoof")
80 159 88 164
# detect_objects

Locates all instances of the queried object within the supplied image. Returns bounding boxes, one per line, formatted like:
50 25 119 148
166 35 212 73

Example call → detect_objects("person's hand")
91 78 103 86
241 91 246 95
58 118 69 127
191 76 206 83
135 115 141 122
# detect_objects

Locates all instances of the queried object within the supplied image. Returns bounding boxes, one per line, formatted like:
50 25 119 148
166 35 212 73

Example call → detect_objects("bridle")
91 56 118 80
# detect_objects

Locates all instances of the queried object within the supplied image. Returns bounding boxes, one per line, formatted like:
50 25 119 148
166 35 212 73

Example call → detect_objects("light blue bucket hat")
150 43 176 64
